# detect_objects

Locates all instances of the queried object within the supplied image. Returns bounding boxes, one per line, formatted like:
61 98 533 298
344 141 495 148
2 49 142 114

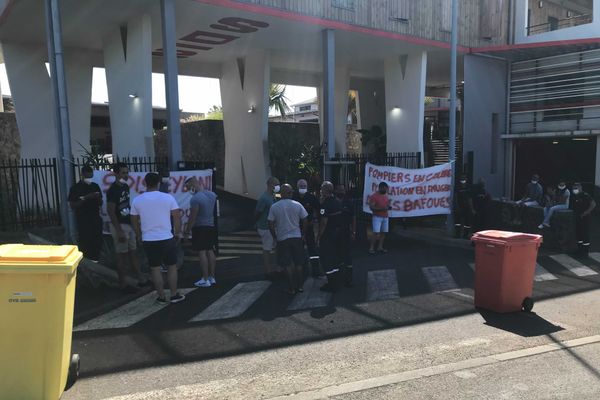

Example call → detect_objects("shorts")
143 238 178 267
277 238 306 267
372 216 389 233
109 223 137 254
192 226 217 251
257 228 275 251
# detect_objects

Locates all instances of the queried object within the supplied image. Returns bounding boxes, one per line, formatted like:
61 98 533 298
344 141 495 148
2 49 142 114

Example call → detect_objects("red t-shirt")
369 192 390 217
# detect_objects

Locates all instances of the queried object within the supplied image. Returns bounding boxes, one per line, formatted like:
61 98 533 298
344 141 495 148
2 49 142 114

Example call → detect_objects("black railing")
71 156 169 182
0 158 61 232
527 13 592 35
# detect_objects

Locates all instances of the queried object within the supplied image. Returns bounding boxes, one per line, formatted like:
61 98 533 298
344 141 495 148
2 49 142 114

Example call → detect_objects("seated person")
538 180 570 229
517 174 543 207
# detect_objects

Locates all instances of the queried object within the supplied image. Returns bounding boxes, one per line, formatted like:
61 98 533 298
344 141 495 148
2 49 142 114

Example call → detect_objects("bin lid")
0 244 82 273
471 230 542 244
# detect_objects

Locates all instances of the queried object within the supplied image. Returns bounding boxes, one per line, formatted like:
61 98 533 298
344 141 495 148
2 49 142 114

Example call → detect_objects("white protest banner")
93 169 213 234
363 162 452 218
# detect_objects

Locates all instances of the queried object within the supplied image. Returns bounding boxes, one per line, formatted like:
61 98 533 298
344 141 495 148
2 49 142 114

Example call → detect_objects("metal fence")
0 158 61 231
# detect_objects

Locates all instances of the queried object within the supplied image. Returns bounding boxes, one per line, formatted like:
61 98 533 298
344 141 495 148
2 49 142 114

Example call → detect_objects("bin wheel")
65 354 80 391
522 297 534 312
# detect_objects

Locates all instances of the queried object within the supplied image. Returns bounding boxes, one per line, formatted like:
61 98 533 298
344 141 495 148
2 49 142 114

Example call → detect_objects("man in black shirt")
335 185 356 287
68 166 103 261
106 162 150 292
293 179 321 277
158 166 170 194
571 182 596 255
318 181 344 292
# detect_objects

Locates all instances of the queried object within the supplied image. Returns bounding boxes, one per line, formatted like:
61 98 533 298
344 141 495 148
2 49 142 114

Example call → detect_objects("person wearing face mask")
454 174 475 239
255 176 281 279
68 165 103 262
538 180 570 229
107 162 150 293
517 174 543 207
570 183 596 255
293 179 321 277
368 182 391 254
158 167 171 194
318 181 344 292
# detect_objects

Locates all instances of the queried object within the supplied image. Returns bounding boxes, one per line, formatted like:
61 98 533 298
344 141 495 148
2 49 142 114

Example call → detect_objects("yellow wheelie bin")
0 244 83 400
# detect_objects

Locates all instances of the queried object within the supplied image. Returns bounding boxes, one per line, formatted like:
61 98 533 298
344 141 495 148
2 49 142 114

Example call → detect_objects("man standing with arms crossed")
131 173 186 304
68 165 103 262
184 177 218 288
107 162 150 292
256 177 280 279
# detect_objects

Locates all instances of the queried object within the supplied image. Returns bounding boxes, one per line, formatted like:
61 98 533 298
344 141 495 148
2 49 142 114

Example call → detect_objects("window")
548 16 559 30
332 0 355 10
299 105 311 112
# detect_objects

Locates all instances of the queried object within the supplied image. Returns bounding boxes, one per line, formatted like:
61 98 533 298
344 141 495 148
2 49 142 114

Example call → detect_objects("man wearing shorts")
106 162 149 292
368 182 391 254
255 176 280 279
268 184 308 294
184 177 218 288
131 173 185 304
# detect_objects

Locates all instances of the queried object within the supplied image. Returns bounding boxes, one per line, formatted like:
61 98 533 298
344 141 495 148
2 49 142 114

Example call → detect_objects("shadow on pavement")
478 310 564 337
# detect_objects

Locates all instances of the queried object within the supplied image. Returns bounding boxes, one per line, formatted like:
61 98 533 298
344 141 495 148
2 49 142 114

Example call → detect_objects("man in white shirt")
131 172 185 304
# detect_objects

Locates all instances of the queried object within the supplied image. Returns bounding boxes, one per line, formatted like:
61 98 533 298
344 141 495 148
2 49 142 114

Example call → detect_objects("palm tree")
269 84 291 118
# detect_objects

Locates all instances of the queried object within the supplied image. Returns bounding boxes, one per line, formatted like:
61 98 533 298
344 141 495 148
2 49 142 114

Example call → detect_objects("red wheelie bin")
471 230 542 313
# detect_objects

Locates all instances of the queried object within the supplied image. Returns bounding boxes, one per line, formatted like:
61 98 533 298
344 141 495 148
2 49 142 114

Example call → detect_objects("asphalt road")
66 234 600 385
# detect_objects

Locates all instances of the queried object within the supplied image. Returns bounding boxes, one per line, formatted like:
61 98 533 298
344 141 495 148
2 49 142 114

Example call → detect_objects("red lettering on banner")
416 186 425 195
172 176 185 193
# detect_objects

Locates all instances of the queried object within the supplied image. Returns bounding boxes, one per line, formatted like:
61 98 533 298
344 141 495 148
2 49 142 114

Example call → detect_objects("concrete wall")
515 0 600 43
463 55 508 197
384 52 427 158
0 112 20 160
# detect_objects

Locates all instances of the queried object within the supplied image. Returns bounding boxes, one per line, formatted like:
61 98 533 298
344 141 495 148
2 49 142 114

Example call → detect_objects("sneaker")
170 293 186 304
156 297 168 305
537 224 544 229
160 265 168 273
208 276 216 285
194 278 212 288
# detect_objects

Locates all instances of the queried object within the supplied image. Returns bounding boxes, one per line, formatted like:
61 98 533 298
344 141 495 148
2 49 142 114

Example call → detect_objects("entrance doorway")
514 137 596 199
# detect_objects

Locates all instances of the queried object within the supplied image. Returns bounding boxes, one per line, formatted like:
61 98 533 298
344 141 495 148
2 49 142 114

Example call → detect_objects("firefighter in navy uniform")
318 181 344 292
454 174 475 239
335 184 356 287
570 182 596 255
293 179 321 277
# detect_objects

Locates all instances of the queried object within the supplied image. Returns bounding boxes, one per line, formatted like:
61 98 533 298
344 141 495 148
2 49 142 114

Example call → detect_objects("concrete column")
333 66 350 155
64 52 93 156
3 44 57 158
103 14 153 157
384 51 427 158
322 29 335 159
220 51 271 199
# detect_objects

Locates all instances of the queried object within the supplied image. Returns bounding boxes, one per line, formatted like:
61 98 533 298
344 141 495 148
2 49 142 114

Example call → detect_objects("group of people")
69 163 219 304
519 174 596 254
254 177 357 294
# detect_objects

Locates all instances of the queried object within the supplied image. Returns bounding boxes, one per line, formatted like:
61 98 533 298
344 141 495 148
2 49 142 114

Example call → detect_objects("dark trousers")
77 217 103 261
575 215 591 245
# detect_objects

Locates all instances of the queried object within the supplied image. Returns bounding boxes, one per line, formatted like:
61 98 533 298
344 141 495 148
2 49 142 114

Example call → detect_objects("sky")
0 65 317 115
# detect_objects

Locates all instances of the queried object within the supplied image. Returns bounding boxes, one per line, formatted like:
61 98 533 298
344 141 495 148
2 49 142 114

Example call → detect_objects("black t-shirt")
106 182 131 224
68 181 102 221
338 196 355 228
456 185 472 208
571 192 593 216
471 184 490 210
320 196 343 234
293 192 320 220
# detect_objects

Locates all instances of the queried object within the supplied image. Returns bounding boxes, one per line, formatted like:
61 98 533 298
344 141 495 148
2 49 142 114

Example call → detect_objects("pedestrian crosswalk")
74 253 600 332
182 230 264 262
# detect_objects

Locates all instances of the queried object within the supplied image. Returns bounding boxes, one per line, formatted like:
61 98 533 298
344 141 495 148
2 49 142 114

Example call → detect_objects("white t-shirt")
131 191 180 241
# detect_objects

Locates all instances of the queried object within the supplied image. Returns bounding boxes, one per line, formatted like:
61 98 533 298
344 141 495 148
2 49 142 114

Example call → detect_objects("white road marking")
218 242 264 249
218 249 263 255
74 289 196 331
189 281 271 322
587 252 600 265
366 269 399 302
422 266 459 292
550 254 598 277
534 263 558 281
468 262 475 270
287 277 332 311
